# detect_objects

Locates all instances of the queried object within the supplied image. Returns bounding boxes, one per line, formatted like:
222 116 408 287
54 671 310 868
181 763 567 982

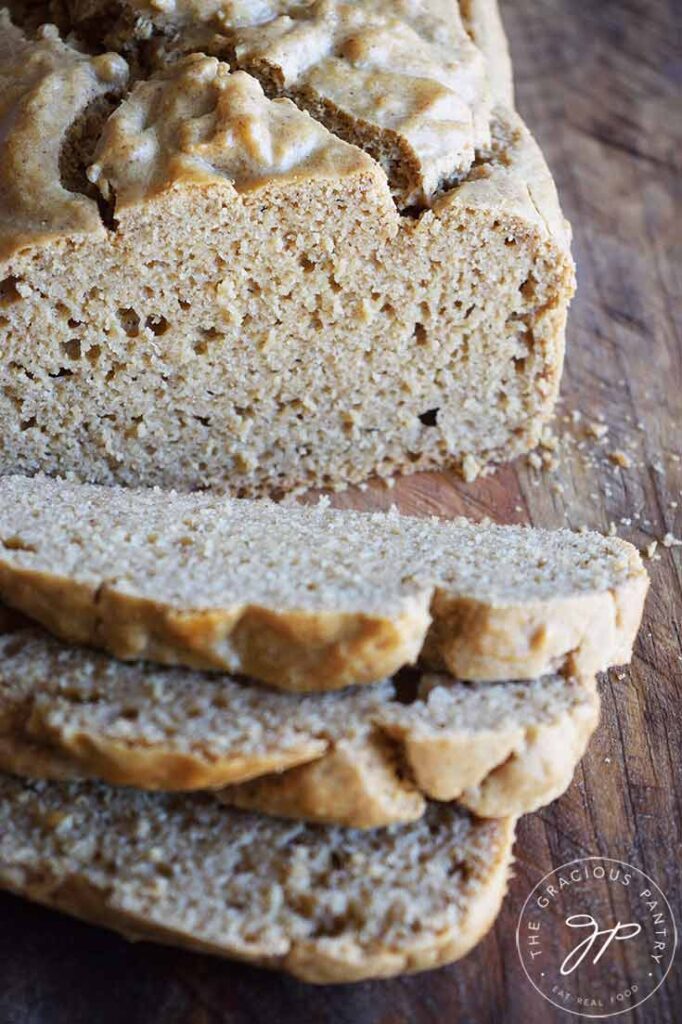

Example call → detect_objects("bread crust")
223 679 599 824
460 0 514 105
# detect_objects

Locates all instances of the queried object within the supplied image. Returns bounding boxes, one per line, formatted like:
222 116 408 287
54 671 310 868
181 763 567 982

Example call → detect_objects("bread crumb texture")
0 2 574 495
0 774 515 981
0 476 648 689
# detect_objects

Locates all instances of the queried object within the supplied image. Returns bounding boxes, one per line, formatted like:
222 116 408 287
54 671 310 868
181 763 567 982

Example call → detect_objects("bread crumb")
643 540 658 559
527 451 543 471
586 421 608 440
662 532 681 548
539 427 559 451
608 450 633 469
462 454 481 482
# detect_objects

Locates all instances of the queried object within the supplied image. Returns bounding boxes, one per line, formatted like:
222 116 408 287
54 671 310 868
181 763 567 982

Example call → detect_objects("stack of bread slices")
0 475 648 982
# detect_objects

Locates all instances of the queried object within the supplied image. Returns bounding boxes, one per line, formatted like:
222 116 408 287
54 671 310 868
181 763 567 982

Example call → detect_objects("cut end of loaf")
0 1 574 496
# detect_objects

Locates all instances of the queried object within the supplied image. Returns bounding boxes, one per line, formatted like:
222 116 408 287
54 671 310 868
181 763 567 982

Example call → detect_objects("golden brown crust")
459 0 514 105
0 12 127 261
228 734 427 828
89 56 379 208
62 0 494 207
221 680 599 825
423 573 650 682
0 549 648 692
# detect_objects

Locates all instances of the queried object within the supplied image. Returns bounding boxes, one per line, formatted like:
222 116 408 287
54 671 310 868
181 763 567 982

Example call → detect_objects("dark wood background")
1 1 679 1021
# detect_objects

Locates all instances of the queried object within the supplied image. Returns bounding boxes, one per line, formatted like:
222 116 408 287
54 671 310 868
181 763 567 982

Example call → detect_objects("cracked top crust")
89 53 378 209
0 11 127 257
62 0 491 206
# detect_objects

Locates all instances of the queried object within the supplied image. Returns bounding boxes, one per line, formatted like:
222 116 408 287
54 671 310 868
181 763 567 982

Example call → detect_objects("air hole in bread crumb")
1 536 36 552
146 315 170 337
49 367 74 379
20 416 37 431
117 307 140 337
413 323 428 346
0 276 21 305
105 362 126 382
61 339 81 360
86 345 101 365
419 408 439 427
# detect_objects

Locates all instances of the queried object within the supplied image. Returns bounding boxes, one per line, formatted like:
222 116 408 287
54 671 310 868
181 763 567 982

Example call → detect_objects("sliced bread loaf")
0 476 648 690
0 7 574 496
0 629 598 823
0 775 515 982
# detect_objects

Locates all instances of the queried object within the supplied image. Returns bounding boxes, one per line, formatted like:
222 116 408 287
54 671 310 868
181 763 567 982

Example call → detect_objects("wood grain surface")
1 1 680 1021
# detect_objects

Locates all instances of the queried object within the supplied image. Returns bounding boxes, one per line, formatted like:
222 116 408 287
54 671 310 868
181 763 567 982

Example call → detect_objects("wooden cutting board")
1 1 679 1021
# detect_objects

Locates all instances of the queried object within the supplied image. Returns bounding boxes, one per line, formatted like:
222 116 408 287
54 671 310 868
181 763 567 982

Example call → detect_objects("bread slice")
0 775 515 982
0 628 599 823
0 476 648 690
0 10 574 496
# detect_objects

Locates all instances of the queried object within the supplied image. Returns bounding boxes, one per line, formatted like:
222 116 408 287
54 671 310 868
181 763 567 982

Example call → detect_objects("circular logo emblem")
516 857 677 1018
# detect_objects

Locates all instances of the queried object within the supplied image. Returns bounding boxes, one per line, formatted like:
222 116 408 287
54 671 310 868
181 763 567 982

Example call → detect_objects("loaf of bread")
0 774 515 982
0 628 599 823
0 1 574 495
0 476 648 690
